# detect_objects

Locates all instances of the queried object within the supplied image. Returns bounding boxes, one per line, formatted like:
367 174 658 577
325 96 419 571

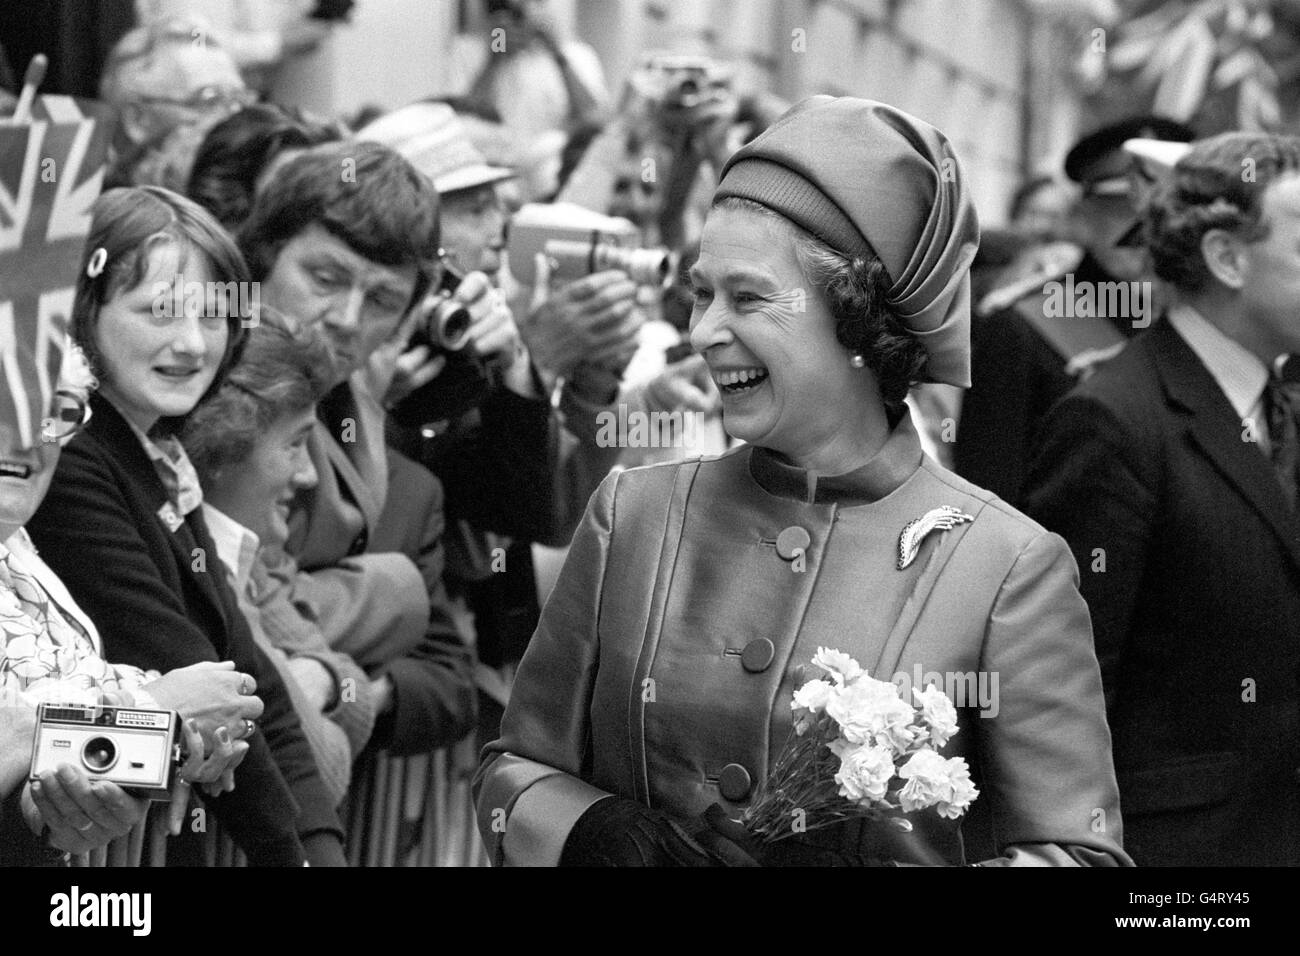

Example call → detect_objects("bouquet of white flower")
740 647 979 846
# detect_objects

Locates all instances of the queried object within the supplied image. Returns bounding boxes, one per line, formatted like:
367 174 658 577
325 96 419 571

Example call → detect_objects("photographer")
362 102 637 547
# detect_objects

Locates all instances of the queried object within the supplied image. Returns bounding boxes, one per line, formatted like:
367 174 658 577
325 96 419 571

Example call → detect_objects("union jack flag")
0 95 109 450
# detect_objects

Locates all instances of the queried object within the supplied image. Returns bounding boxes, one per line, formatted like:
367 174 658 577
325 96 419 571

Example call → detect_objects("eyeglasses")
42 391 90 444
134 86 257 115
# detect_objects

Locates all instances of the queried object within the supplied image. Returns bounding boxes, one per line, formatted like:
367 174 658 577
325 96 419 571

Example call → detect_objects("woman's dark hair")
1147 131 1300 294
238 140 441 310
187 103 342 231
73 186 250 429
713 196 929 407
182 310 335 480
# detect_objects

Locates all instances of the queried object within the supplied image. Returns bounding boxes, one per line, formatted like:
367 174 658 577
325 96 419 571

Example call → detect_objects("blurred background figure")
1063 114 1196 292
1008 174 1077 244
937 115 1197 507
455 0 608 148
187 101 343 231
99 17 255 190
131 0 345 93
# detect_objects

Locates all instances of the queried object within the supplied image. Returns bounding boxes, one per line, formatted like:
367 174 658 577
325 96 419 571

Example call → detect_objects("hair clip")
86 247 108 279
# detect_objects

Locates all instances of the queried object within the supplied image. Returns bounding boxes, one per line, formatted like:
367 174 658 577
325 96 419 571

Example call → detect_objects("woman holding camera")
475 97 1131 867
1 340 252 863
26 186 346 866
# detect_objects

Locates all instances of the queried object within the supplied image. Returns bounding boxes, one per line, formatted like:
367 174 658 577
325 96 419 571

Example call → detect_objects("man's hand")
641 353 719 415
455 270 525 364
22 765 148 855
384 271 525 407
144 660 263 749
521 257 643 380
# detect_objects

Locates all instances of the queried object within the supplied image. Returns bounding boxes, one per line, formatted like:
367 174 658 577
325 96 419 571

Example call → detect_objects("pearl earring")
850 353 866 368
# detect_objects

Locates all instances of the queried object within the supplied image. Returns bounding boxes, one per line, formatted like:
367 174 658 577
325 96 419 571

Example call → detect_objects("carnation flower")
936 757 979 819
826 675 917 751
811 647 862 684
791 678 834 714
913 683 959 748
897 750 979 819
833 744 895 804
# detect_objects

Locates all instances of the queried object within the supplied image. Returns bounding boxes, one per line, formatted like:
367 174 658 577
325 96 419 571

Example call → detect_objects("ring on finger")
76 820 95 832
243 718 256 739
239 674 253 695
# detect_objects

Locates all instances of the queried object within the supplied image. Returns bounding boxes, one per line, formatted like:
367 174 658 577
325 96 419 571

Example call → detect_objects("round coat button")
719 763 753 802
741 638 776 673
775 525 811 560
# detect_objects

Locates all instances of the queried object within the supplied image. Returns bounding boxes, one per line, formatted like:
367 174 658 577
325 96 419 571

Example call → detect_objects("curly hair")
1147 132 1300 293
188 103 343 232
712 196 929 407
182 310 335 481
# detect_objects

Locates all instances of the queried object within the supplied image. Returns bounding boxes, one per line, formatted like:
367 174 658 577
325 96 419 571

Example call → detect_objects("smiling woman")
179 314 374 801
71 186 249 433
475 96 1133 868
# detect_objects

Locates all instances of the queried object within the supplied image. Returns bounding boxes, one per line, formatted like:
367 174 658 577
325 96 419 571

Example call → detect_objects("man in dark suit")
1024 131 1300 866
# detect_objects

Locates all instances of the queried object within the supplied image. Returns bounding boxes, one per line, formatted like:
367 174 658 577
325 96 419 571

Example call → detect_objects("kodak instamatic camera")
29 703 182 801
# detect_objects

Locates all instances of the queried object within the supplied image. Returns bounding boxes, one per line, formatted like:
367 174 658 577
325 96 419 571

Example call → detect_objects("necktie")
1265 357 1300 511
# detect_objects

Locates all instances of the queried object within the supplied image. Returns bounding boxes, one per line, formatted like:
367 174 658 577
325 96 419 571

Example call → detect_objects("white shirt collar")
1167 303 1270 420
201 503 260 596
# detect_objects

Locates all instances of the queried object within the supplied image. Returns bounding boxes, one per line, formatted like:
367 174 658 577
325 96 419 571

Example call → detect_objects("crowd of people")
1 1 1297 868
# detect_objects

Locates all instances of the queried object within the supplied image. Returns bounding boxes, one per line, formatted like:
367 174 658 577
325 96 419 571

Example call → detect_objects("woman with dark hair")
26 186 347 866
475 97 1131 867
187 102 342 231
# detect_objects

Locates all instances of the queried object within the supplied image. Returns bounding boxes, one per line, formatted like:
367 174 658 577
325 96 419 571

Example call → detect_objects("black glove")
560 796 718 867
695 803 889 867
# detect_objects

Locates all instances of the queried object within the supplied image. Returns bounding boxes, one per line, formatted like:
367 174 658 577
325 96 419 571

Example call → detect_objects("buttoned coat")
475 416 1131 866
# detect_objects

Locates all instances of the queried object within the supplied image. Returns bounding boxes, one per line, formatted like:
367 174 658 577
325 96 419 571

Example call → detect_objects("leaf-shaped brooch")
897 506 975 570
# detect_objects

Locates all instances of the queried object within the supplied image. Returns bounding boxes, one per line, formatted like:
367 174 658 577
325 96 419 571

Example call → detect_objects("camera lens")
430 298 473 351
81 736 118 774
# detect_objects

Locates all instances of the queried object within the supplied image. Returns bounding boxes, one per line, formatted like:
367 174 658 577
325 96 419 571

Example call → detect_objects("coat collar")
84 394 233 637
747 409 923 506
1151 318 1300 575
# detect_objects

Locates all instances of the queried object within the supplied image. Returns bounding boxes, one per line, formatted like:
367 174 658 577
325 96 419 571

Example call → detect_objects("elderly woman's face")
689 205 877 465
